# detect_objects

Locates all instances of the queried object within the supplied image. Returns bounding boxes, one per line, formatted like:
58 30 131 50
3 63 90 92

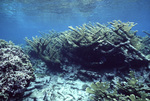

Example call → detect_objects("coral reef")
25 31 63 65
86 71 150 101
0 39 34 100
61 20 149 68
25 20 150 69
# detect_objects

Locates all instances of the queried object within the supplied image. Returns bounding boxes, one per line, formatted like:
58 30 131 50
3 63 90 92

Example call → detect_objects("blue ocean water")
0 0 150 45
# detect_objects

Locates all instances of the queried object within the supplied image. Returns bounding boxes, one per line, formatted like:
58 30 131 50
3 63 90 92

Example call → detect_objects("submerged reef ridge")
0 40 34 100
61 20 149 68
25 20 150 68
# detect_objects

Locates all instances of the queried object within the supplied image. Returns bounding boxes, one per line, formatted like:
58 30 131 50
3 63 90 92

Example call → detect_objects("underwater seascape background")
0 0 150 101
0 0 150 45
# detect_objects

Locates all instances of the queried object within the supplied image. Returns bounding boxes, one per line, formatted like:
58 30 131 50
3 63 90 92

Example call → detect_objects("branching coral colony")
61 20 149 67
86 71 150 101
25 31 63 65
25 20 150 68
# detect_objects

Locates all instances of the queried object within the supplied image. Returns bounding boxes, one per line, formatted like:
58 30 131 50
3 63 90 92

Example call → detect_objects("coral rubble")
0 39 34 100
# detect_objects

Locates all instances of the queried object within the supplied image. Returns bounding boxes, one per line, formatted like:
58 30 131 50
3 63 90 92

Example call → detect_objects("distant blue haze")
0 0 150 45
